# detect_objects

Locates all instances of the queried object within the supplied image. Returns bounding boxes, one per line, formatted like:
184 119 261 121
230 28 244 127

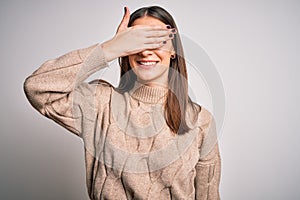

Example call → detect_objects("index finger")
131 24 170 31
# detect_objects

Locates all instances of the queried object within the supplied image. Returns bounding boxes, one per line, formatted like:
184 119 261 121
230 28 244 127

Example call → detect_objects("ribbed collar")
129 82 168 104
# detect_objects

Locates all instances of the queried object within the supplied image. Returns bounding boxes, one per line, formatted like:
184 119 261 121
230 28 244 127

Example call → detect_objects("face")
128 16 174 87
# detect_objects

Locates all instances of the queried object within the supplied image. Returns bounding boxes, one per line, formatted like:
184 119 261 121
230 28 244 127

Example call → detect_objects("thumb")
117 6 130 33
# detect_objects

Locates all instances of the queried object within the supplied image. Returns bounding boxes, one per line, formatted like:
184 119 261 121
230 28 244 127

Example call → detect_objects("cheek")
155 44 172 54
155 44 173 62
128 56 136 68
127 56 139 75
156 40 173 53
154 50 171 65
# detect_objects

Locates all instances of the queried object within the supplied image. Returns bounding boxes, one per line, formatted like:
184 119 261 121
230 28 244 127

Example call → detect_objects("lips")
136 60 159 69
139 61 157 65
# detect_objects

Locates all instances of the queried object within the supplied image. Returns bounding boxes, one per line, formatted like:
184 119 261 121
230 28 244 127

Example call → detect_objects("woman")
24 5 221 200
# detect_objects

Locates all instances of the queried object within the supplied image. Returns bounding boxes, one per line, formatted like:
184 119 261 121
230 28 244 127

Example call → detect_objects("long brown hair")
117 6 199 135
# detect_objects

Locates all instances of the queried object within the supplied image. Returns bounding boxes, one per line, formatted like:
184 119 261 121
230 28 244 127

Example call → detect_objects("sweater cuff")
78 43 109 76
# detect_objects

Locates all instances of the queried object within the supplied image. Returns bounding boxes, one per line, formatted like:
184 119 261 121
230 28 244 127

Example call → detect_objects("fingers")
132 25 176 37
144 33 174 44
134 26 176 34
117 6 130 33
143 27 176 46
145 29 176 39
145 42 166 50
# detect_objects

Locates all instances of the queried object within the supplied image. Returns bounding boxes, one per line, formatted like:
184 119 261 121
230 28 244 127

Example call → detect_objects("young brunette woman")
24 5 221 200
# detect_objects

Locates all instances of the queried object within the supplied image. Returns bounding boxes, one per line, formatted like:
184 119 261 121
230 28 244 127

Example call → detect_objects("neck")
129 81 169 104
136 79 168 89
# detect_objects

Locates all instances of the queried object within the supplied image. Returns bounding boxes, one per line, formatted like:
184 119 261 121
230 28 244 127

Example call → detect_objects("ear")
171 49 176 59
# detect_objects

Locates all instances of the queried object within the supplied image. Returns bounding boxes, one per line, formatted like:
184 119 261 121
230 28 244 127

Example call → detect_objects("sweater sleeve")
23 43 110 138
195 110 221 200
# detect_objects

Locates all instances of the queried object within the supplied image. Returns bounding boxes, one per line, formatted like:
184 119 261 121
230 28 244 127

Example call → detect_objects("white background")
1 0 299 199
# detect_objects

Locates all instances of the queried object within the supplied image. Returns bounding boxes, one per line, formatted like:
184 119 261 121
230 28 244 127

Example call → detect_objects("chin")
130 61 170 86
136 73 158 82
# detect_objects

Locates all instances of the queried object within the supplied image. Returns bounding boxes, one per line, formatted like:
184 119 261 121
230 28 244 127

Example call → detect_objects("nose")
138 49 154 57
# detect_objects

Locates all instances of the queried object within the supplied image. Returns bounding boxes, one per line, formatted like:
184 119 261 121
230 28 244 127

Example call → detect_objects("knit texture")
24 43 221 200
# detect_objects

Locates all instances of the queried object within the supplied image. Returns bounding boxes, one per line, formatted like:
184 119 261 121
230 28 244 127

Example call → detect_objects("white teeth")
139 61 157 66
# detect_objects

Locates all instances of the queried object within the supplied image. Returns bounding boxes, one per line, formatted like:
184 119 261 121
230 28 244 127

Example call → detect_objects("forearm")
101 39 123 62
195 147 221 200
24 43 108 114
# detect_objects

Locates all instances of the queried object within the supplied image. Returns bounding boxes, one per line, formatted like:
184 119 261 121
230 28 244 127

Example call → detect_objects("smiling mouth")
137 61 159 68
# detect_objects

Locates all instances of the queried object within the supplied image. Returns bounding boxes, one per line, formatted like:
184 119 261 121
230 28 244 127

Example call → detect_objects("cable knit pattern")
23 43 221 200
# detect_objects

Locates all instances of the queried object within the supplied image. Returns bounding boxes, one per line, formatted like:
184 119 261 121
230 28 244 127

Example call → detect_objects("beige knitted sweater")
24 43 221 200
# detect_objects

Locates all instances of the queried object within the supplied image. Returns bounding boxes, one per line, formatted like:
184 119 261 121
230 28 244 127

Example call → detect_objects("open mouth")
137 61 159 69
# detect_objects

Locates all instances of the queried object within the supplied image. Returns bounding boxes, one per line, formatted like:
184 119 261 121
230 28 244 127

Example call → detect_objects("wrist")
100 40 119 62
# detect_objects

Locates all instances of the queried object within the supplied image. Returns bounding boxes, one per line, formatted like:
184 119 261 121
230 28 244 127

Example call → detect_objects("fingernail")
166 25 172 29
169 34 173 38
124 7 126 13
172 28 176 33
163 41 167 44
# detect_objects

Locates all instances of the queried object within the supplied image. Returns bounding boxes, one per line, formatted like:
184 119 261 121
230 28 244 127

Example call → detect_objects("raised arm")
23 7 176 137
23 43 109 137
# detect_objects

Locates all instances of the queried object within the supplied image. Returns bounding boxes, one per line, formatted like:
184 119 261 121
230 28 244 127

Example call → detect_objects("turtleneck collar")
129 81 169 104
